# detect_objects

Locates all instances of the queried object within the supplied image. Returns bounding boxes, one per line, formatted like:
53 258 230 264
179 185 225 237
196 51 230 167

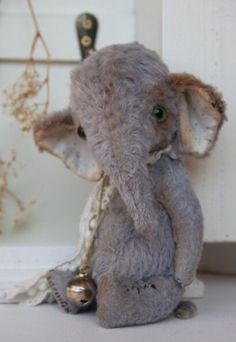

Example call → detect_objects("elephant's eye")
152 105 167 122
77 126 86 139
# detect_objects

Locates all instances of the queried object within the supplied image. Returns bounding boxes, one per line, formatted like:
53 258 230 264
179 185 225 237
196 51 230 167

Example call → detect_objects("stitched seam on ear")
34 110 75 144
168 73 226 118
168 73 227 158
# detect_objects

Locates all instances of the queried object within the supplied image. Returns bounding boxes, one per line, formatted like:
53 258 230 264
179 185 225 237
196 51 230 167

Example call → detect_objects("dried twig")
3 0 51 133
0 0 48 233
0 152 36 234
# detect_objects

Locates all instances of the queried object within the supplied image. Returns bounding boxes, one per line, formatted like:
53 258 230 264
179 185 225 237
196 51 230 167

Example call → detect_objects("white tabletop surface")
0 274 236 342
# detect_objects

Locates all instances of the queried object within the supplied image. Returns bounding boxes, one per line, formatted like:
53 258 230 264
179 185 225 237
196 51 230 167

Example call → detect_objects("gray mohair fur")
34 43 226 328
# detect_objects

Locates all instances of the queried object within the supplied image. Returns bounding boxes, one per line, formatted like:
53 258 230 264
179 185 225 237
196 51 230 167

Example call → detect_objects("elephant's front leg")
96 273 183 328
159 157 203 287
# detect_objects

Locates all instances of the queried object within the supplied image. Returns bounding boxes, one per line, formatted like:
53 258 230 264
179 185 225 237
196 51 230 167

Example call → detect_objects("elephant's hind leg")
96 274 183 328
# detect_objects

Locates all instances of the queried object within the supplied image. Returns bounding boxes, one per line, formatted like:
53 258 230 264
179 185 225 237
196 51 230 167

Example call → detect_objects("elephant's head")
34 43 226 234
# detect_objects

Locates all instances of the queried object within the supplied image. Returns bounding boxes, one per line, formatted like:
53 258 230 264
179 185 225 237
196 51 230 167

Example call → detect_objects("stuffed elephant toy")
34 43 225 328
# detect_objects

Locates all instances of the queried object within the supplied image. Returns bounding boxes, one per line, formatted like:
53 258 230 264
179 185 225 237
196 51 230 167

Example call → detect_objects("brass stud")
81 35 92 47
82 19 93 30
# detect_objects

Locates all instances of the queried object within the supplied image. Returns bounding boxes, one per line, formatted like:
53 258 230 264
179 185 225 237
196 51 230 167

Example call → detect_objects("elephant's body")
92 159 176 284
92 193 175 283
90 155 202 327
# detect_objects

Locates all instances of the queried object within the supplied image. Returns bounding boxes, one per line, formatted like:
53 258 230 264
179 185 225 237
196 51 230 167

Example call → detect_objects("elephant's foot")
96 273 183 328
174 300 197 319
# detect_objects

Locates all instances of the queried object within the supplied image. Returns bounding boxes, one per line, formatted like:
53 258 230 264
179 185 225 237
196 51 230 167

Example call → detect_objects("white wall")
135 0 162 54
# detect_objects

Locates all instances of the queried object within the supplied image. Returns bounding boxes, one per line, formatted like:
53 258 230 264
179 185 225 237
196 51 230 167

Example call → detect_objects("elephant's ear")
33 109 102 181
169 73 226 157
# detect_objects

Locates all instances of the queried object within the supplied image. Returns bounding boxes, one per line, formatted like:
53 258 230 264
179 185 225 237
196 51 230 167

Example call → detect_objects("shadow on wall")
199 243 236 275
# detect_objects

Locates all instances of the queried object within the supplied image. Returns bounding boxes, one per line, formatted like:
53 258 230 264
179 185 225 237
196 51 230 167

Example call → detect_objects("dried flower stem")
3 0 51 133
27 0 50 113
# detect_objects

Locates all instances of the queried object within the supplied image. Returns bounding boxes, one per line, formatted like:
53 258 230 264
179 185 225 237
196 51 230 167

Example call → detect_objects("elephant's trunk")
114 162 159 235
91 127 160 236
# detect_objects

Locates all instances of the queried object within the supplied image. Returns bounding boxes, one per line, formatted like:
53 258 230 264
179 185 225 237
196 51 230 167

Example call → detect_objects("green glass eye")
152 105 167 122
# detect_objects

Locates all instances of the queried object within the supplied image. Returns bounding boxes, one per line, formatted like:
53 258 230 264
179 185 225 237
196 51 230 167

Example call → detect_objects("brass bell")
66 273 96 308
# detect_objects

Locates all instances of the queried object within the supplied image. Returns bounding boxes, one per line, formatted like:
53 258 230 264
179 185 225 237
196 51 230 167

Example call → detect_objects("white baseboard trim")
0 245 77 287
0 245 205 298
